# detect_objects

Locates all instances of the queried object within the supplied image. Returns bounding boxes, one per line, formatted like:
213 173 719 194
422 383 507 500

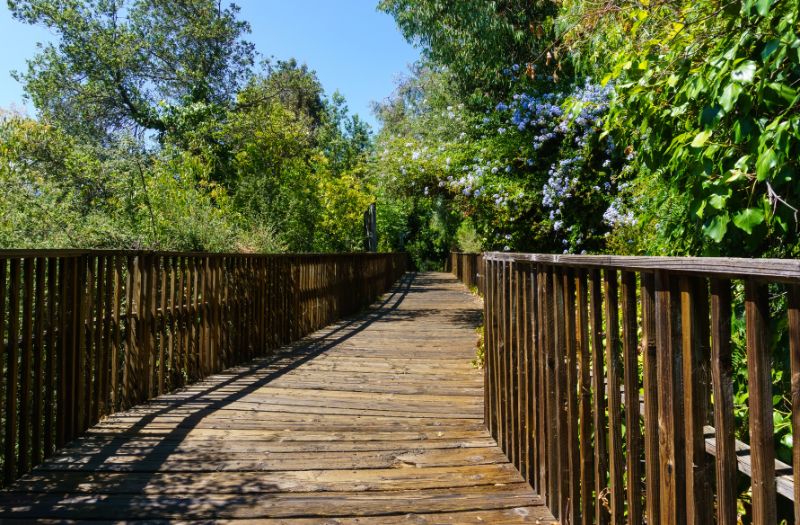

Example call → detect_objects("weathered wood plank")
745 280 777 524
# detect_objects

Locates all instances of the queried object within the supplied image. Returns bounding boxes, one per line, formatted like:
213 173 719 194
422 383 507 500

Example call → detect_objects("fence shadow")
0 273 416 520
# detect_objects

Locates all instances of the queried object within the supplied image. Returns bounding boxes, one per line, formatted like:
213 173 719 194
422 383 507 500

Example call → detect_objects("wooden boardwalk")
0 272 554 524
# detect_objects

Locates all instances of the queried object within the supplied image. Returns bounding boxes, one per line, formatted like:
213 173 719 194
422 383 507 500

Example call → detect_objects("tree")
378 0 557 98
9 0 255 141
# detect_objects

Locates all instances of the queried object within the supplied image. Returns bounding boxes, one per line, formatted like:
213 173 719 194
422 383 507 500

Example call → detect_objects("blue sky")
0 0 419 130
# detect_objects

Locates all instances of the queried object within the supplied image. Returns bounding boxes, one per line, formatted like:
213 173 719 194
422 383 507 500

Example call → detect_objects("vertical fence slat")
789 283 800 523
564 270 580 525
711 278 738 525
680 276 714 525
655 271 686 525
603 269 624 525
537 264 548 497
5 259 20 484
19 258 34 475
545 266 559 513
576 270 593 525
32 258 45 467
44 258 57 458
589 269 609 525
640 273 660 524
620 271 642 525
0 259 5 478
745 280 777 524
553 268 569 519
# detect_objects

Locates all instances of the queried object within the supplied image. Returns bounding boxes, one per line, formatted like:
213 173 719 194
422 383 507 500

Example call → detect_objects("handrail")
484 252 800 283
0 250 407 487
480 251 799 525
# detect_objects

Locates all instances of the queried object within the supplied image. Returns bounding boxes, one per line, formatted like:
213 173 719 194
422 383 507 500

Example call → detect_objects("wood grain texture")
745 280 777 524
0 272 554 524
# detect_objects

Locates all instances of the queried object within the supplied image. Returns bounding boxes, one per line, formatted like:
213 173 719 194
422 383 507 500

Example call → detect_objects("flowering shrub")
373 66 628 256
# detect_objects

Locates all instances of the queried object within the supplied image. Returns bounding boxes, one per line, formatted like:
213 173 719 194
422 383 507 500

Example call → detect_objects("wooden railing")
482 252 800 525
447 252 484 292
0 250 407 486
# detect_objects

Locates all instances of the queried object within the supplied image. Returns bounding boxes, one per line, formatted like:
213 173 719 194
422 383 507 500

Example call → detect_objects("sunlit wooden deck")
0 272 555 523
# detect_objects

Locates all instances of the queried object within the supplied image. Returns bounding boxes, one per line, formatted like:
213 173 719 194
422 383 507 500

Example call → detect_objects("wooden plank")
44 258 57 458
110 256 122 412
80 255 93 433
744 280 776 524
521 263 531 482
576 270 593 525
655 271 686 525
92 256 105 425
483 252 800 283
544 266 558 512
603 269 624 524
564 269 579 525
0 259 6 483
18 258 34 475
640 273 660 523
100 256 113 417
145 255 157 400
553 268 569 520
32 258 45 467
122 256 135 409
710 279 738 525
500 261 509 456
168 256 177 388
790 284 800 523
680 276 713 525
620 271 642 525
56 258 71 448
589 269 609 525
4 258 20 484
191 256 200 381
158 256 167 395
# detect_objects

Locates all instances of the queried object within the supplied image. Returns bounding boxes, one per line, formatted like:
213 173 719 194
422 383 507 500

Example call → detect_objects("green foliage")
378 0 558 99
576 0 800 257
2 2 376 253
9 0 254 142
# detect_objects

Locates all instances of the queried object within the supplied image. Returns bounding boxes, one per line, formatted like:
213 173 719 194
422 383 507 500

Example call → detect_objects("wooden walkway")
0 272 554 524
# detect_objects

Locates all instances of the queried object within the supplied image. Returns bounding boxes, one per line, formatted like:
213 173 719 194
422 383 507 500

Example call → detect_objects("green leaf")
703 213 730 242
732 208 765 234
709 194 728 210
731 61 757 83
761 39 781 61
766 82 798 103
756 148 778 181
691 130 712 148
733 117 755 143
756 0 776 16
719 83 743 112
700 105 722 127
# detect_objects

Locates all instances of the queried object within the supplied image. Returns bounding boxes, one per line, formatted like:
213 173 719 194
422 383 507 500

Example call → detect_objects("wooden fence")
482 252 800 525
447 252 484 292
0 250 407 486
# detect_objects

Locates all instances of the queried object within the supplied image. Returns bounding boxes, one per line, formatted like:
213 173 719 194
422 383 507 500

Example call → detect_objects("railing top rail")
0 249 404 259
483 251 800 283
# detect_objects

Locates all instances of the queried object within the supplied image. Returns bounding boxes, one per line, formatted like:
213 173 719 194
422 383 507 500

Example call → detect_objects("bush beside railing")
482 252 800 525
0 250 407 486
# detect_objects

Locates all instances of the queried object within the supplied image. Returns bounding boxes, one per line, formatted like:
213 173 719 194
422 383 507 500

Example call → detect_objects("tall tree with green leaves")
378 0 558 99
9 0 255 142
